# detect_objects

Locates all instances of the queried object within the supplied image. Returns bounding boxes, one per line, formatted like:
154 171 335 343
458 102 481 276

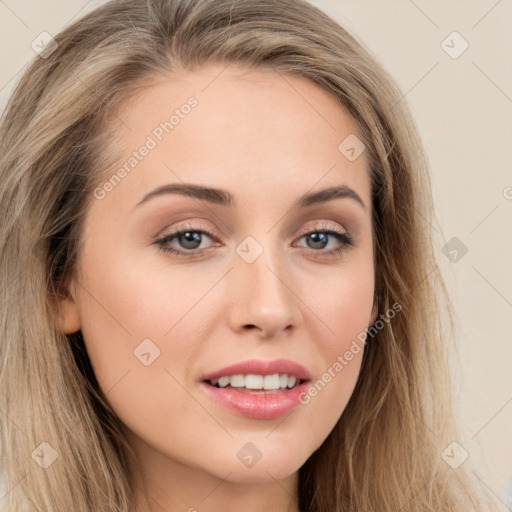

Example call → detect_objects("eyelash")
154 221 355 259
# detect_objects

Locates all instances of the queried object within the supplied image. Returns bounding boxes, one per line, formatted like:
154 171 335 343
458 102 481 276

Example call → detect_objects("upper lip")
200 358 312 382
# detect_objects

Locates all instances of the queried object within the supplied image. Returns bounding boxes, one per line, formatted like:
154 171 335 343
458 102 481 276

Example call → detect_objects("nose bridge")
228 234 300 336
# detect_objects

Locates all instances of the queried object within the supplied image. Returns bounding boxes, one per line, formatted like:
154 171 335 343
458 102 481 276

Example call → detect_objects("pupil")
308 232 328 249
179 231 201 249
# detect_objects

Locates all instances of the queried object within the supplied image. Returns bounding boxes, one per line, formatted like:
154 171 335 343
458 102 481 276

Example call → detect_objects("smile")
200 359 312 419
206 373 303 391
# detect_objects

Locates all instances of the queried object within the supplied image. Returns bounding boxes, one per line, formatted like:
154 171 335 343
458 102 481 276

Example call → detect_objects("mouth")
203 373 307 394
199 359 312 419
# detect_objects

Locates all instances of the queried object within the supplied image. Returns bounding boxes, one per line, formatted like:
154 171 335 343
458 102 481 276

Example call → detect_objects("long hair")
0 0 496 510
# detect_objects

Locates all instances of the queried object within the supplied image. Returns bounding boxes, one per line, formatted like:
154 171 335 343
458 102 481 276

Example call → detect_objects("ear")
50 279 81 334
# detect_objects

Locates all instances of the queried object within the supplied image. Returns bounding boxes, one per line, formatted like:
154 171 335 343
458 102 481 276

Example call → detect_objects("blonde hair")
0 0 496 510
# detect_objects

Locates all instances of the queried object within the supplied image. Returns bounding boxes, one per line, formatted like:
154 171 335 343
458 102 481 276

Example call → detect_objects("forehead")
99 63 371 212
116 63 364 144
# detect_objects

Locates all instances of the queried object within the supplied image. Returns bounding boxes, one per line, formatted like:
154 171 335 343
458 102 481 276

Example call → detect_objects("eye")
154 221 355 259
154 223 219 258
293 222 354 257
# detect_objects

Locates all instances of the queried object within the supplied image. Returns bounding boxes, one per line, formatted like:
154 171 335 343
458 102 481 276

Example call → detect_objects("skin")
57 63 377 512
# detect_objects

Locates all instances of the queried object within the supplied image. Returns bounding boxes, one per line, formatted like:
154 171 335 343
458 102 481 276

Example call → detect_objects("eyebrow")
134 183 366 211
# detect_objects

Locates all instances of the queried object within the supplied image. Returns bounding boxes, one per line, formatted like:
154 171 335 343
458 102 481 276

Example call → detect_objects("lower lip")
200 381 309 420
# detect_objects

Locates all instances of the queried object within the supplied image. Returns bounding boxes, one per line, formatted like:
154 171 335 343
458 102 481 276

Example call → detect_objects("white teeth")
211 373 301 390
217 376 230 388
229 374 245 387
263 374 280 390
245 374 263 389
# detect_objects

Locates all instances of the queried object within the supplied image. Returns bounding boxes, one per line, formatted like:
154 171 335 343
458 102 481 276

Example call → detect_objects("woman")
0 0 496 511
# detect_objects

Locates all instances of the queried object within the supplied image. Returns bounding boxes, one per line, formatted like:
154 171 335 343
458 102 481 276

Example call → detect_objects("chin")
207 444 310 483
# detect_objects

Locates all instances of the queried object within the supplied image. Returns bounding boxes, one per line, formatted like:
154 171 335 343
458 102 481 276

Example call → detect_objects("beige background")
1 0 511 508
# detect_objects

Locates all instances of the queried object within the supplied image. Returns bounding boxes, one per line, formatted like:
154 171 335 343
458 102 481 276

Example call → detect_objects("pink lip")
199 358 312 420
200 358 312 382
200 381 310 420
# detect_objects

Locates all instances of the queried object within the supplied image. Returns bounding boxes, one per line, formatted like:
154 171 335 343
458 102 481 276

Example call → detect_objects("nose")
226 243 303 339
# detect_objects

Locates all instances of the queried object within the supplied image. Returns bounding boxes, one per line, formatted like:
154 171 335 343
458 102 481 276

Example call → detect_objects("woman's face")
60 63 376 502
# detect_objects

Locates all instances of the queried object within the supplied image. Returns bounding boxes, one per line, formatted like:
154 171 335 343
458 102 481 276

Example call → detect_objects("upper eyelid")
157 221 349 245
159 219 346 234
295 220 347 235
156 221 219 239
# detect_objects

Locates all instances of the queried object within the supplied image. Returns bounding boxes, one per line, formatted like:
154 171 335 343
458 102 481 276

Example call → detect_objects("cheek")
74 252 210 445
74 246 228 453
295 259 374 443
305 251 375 355
75 245 219 375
